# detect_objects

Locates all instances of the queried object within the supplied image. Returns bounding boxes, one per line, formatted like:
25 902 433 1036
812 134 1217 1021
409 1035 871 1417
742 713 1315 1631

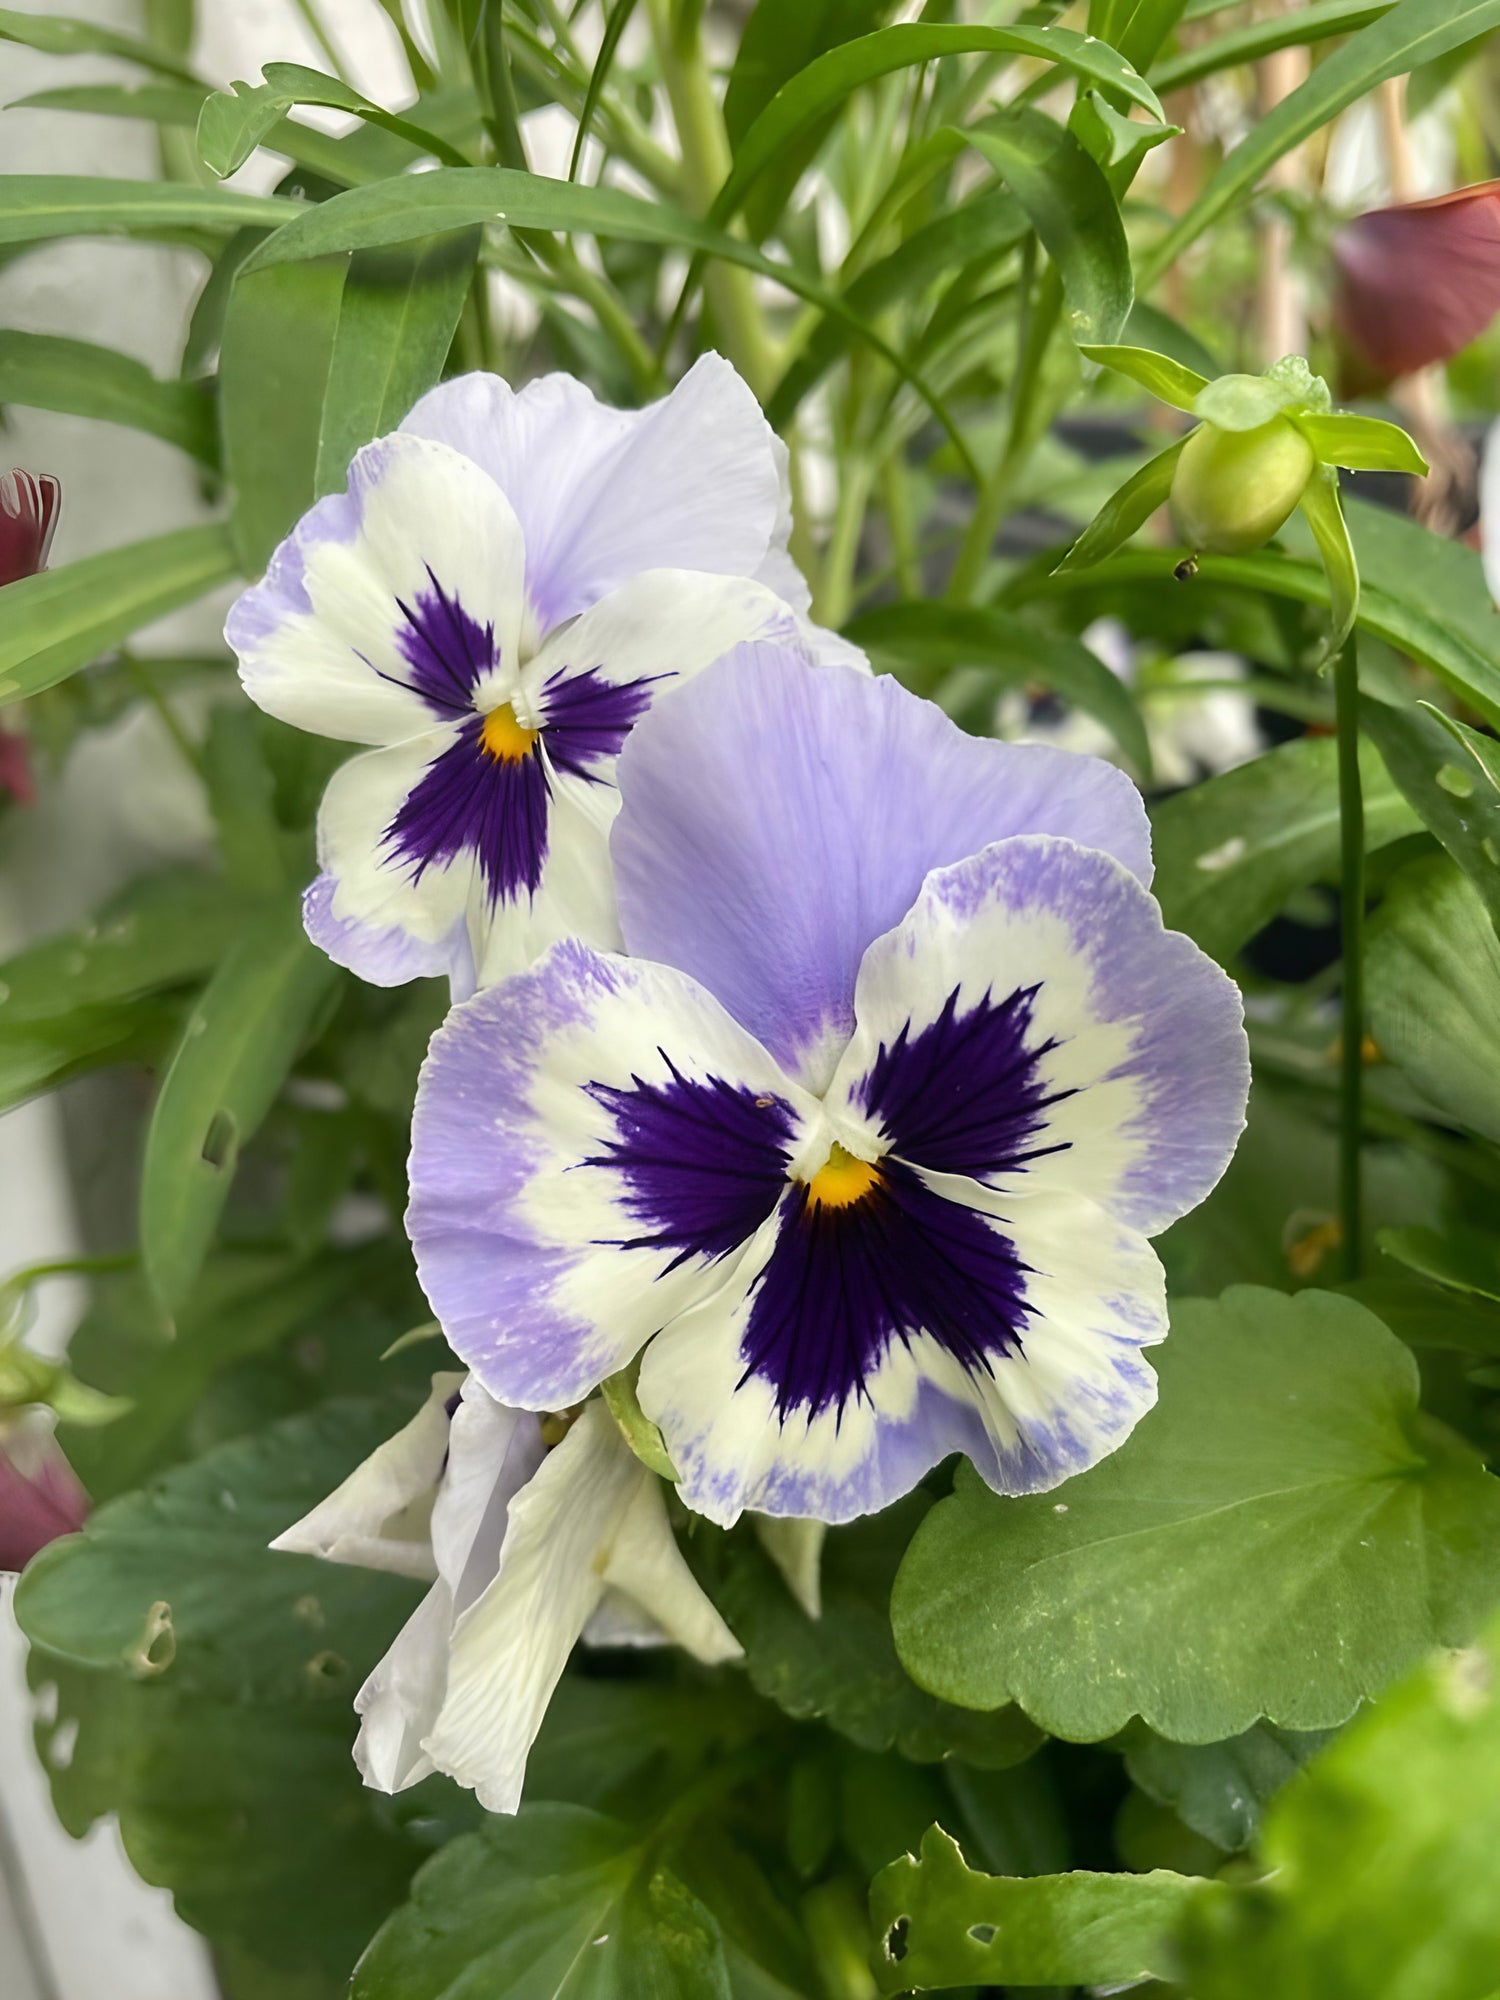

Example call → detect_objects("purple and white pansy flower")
407 650 1250 1528
228 356 846 994
273 1376 740 1814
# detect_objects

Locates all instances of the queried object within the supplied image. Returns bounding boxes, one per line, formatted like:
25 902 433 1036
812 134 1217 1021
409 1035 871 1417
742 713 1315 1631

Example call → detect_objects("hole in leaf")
124 1600 176 1677
884 1918 909 1964
203 1112 241 1168
968 1923 997 1945
202 1110 238 1171
305 1648 348 1686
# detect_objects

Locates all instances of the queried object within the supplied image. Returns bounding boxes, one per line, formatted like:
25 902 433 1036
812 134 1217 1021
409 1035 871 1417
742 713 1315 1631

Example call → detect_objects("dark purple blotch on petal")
585 1061 796 1271
384 718 549 905
542 665 666 783
393 567 498 715
860 983 1074 1181
741 1161 1029 1420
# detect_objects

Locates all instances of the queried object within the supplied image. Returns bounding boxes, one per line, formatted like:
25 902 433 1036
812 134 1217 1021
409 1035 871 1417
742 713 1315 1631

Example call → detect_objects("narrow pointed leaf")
1077 340 1208 410
197 63 467 180
1297 466 1358 663
0 330 215 462
1055 432 1188 573
1150 0 1395 93
0 5 197 80
0 176 292 248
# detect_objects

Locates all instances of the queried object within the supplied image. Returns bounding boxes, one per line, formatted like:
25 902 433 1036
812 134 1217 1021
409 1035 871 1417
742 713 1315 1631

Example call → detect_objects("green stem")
816 456 875 629
643 0 780 398
947 249 1060 603
125 654 203 777
1335 628 1365 1281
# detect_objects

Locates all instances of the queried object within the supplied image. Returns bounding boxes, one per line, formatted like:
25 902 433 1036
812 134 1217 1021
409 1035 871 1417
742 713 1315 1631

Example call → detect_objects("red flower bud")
0 468 61 587
1331 181 1500 390
0 1422 88 1570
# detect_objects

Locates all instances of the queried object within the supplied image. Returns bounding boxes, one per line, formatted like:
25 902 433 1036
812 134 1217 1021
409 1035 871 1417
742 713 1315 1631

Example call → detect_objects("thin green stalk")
1335 628 1365 1280
125 654 203 777
880 452 921 600
816 456 875 629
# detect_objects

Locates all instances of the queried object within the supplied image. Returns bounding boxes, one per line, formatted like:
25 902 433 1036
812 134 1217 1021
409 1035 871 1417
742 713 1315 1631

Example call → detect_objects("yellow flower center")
480 702 540 762
804 1142 881 1210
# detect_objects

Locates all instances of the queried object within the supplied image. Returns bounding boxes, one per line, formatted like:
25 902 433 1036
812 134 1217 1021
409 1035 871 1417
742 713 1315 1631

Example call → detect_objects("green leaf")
1124 1722 1334 1853
1150 0 1395 94
570 0 642 179
0 330 215 462
1054 432 1189 573
1150 731 1417 963
1338 1274 1500 1358
1367 854 1500 1145
203 709 286 899
238 168 980 482
0 176 292 248
1142 0 1500 283
0 5 197 79
1294 410 1428 476
16 1395 421 1696
1358 695 1500 931
0 1000 180 1112
958 111 1132 345
870 1825 1212 1992
696 1495 1043 1769
139 898 338 1314
1175 1599 1500 1998
350 1805 732 2000
844 601 1152 778
196 62 467 180
766 189 1027 427
1077 340 1208 411
1378 1224 1500 1307
1090 0 1191 68
315 232 477 496
891 1287 1500 1742
0 524 239 703
713 24 1163 237
220 256 349 574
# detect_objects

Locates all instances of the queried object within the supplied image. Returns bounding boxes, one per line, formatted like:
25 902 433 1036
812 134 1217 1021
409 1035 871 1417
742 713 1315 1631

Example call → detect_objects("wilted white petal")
599 1473 742 1666
270 1372 465 1580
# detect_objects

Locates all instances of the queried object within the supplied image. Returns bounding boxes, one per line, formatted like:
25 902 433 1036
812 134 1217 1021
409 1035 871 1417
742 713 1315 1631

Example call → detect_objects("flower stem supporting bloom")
1335 627 1364 1280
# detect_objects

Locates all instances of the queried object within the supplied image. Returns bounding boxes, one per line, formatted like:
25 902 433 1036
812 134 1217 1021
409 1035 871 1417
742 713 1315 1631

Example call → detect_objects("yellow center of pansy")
804 1142 882 1210
480 702 540 762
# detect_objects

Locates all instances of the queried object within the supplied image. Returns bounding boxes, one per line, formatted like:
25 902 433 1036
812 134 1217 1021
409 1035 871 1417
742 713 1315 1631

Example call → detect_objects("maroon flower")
1331 181 1500 389
0 1422 87 1570
0 467 61 587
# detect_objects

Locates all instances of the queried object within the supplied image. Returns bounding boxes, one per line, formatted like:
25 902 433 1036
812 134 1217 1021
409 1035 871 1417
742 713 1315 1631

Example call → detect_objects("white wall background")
0 6 416 1992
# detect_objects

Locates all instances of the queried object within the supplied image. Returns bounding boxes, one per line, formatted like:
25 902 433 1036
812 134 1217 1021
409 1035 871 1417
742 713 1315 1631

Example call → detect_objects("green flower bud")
1169 414 1315 556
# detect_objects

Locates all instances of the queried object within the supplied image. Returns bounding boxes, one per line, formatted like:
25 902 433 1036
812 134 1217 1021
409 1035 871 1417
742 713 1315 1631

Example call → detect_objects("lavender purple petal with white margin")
226 356 853 995
406 650 1250 1526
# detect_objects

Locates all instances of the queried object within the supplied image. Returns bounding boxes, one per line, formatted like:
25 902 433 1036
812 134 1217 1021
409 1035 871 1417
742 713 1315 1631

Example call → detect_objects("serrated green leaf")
844 600 1152 777
696 1495 1044 1769
891 1288 1500 1742
1149 732 1418 963
870 1824 1212 1992
0 524 239 702
1358 694 1500 931
139 898 338 1314
1295 410 1428 476
0 330 215 461
1077 340 1208 411
1055 432 1189 572
315 232 477 496
350 1805 732 2000
196 63 466 180
959 110 1132 345
1175 1599 1500 1997
0 175 292 248
1367 854 1500 1145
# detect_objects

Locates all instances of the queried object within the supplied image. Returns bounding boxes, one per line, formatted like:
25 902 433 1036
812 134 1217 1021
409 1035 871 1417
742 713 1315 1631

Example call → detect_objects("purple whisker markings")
739 1160 1030 1420
542 666 668 782
394 567 499 715
861 983 1075 1180
383 717 549 905
584 1058 796 1270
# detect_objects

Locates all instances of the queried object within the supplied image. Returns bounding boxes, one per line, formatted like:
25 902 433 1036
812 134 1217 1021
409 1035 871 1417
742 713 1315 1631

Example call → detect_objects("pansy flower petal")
401 354 803 633
832 835 1249 1236
407 940 821 1409
612 650 1153 1089
636 1184 1162 1525
228 432 526 746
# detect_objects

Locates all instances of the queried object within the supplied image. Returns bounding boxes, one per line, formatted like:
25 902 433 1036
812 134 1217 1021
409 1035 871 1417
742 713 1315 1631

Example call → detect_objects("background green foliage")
4 0 1500 1995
